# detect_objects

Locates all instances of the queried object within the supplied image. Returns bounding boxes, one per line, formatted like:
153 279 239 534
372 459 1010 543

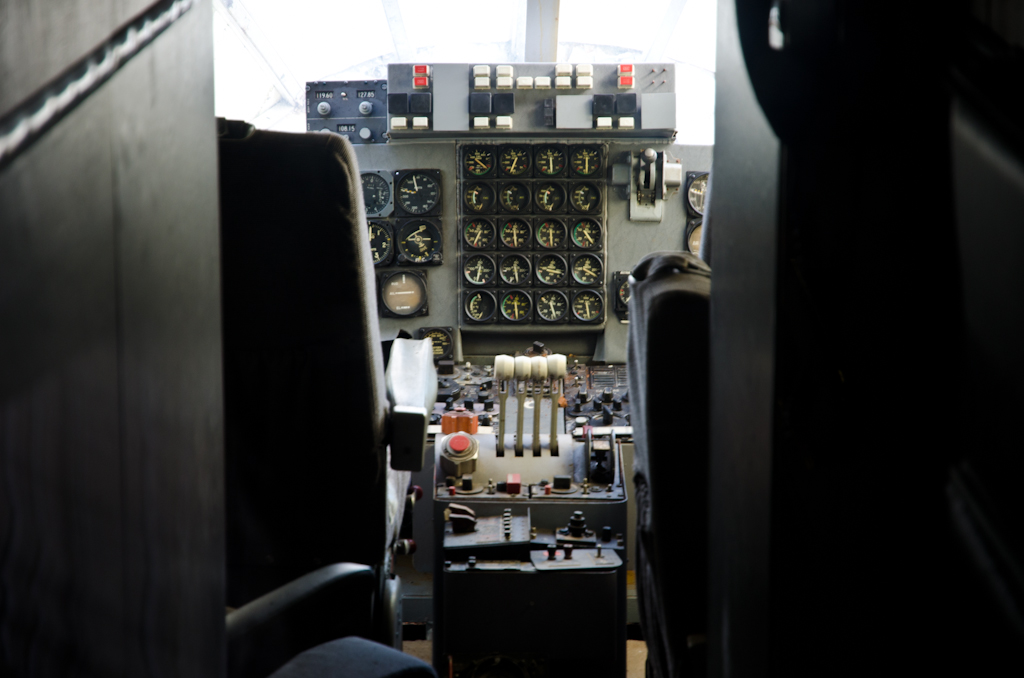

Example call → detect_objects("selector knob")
613 397 623 411
601 404 614 425
316 101 331 116
358 101 373 115
359 127 372 140
578 388 591 403
602 387 614 403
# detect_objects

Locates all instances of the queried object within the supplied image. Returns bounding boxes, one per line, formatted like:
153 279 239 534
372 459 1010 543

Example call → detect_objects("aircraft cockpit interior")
2 2 1023 678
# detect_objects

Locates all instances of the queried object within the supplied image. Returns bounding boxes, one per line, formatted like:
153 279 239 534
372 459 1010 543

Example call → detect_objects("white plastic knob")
494 355 514 380
547 353 567 378
514 355 531 379
531 356 548 379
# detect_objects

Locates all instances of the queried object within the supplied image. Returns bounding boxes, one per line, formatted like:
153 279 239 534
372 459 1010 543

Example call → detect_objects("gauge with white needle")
536 290 568 321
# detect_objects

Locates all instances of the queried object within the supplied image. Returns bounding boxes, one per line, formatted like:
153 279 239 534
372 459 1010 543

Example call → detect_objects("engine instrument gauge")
463 254 496 285
463 182 495 213
535 146 566 176
397 220 441 263
419 327 454 361
381 272 427 317
465 290 496 322
500 290 532 322
361 172 391 215
499 146 531 176
571 253 603 285
570 147 602 176
571 219 602 249
499 183 530 212
687 222 703 254
463 219 496 250
534 183 566 213
396 171 440 215
536 219 567 249
463 147 495 177
537 290 569 322
499 219 532 250
570 183 601 212
499 254 531 285
618 279 631 306
572 290 603 322
687 173 708 215
535 254 568 285
368 221 392 266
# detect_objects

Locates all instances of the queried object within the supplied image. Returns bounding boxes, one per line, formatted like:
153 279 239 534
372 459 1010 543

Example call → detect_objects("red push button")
449 434 471 452
414 64 430 75
618 76 634 88
413 76 429 88
618 64 634 75
506 473 521 494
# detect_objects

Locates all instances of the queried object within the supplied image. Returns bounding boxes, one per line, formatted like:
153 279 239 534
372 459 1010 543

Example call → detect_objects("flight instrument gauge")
571 253 603 285
463 254 496 286
500 290 532 322
686 221 703 254
397 220 442 263
571 219 602 249
463 219 496 249
499 254 532 286
395 171 441 215
361 172 392 216
572 290 603 322
534 183 566 213
368 221 393 266
535 146 566 176
570 146 602 176
570 183 601 212
463 147 495 177
465 290 497 322
499 219 531 250
499 146 531 176
380 271 427 317
499 183 530 212
418 327 454 361
536 219 567 249
463 182 495 213
687 172 708 215
535 254 567 285
536 290 569 322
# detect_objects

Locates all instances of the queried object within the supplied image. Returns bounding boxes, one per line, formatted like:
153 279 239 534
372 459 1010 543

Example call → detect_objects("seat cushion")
268 637 436 678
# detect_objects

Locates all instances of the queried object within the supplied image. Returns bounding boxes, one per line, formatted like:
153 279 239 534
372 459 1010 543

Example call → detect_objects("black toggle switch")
493 92 515 115
387 92 409 114
601 404 614 425
593 94 614 116
469 92 492 114
409 92 432 113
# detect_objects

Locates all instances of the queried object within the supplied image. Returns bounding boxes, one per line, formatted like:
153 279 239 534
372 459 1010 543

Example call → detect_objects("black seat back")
627 251 711 678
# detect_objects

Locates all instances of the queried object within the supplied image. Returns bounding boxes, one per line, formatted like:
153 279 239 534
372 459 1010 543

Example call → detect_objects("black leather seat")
627 252 711 678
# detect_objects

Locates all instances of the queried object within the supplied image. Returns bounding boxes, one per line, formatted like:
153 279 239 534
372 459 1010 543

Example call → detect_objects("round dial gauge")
536 254 567 285
463 219 496 249
463 254 496 285
499 254 531 285
463 147 495 177
362 173 391 214
570 183 601 212
421 328 454 360
381 272 426 316
500 219 531 250
572 254 603 285
396 172 440 215
465 290 497 322
500 290 532 322
534 183 566 213
687 223 703 254
535 146 566 176
688 173 708 215
572 290 603 322
618 279 631 306
571 219 602 249
499 147 531 176
397 220 441 263
536 219 567 249
499 183 530 212
463 182 495 213
368 221 392 265
537 290 569 322
570 147 601 176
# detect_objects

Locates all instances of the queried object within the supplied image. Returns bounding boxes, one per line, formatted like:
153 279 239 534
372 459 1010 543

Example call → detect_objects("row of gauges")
361 169 442 218
462 216 601 251
464 288 605 324
369 220 442 266
462 145 604 179
684 171 709 255
462 252 602 287
462 180 602 215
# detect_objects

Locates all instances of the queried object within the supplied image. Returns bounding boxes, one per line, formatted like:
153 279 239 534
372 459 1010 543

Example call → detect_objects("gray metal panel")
433 64 470 132
708 1 778 677
555 94 594 129
640 92 676 130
